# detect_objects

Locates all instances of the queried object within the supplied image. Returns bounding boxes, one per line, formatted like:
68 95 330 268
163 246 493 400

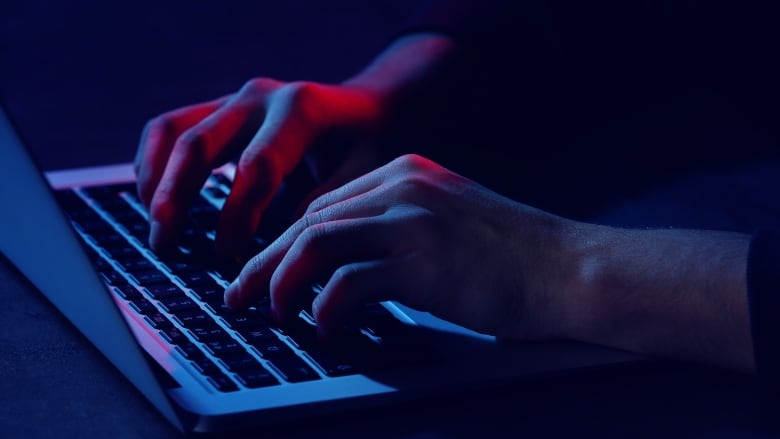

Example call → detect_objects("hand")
224 154 578 340
134 78 387 256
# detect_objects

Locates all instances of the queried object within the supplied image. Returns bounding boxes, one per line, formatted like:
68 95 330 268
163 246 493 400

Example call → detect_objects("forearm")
556 224 753 372
341 32 459 113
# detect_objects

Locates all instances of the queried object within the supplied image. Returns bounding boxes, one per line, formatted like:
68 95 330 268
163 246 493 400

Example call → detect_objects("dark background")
4 1 780 437
0 0 417 170
5 1 780 221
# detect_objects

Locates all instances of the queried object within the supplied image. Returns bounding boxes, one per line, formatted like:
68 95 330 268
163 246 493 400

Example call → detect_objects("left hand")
224 154 579 340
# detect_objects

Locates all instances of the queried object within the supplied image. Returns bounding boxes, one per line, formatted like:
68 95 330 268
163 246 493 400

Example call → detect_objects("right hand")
225 154 579 341
134 78 389 257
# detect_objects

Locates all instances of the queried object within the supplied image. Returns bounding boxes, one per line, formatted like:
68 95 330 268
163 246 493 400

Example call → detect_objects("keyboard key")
291 333 364 378
219 352 262 372
359 303 410 340
209 302 234 316
304 350 359 377
252 339 295 358
204 186 228 200
224 314 255 329
237 327 277 344
191 195 218 213
114 284 141 300
99 268 125 286
162 258 205 275
210 173 233 188
116 257 155 273
103 244 142 260
159 297 200 313
66 207 101 223
235 368 279 389
176 310 216 329
177 272 218 288
96 198 133 216
192 357 221 375
131 270 169 285
222 308 267 329
204 340 245 358
206 372 239 392
145 283 184 299
176 342 205 359
90 232 127 248
145 312 173 330
122 222 151 241
267 354 320 383
160 327 189 345
111 210 145 227
191 327 230 343
130 297 158 315
284 319 377 375
76 220 114 235
190 284 225 306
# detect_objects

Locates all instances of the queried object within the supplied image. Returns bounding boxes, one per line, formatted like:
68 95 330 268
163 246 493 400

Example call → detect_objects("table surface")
3 254 780 439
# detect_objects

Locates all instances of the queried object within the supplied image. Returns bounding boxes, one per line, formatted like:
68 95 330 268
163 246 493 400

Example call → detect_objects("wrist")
532 219 614 342
554 226 753 371
496 206 605 342
341 32 458 110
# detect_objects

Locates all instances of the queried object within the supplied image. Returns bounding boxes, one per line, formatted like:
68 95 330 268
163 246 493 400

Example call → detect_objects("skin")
135 31 755 374
134 32 458 257
224 154 754 373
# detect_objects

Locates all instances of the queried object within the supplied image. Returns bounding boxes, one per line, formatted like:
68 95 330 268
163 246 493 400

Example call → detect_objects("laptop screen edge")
0 103 186 433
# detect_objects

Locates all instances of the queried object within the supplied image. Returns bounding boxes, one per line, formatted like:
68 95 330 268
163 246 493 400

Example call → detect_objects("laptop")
0 102 644 434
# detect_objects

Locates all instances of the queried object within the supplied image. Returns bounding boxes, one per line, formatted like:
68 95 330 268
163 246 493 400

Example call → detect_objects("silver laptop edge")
0 106 185 431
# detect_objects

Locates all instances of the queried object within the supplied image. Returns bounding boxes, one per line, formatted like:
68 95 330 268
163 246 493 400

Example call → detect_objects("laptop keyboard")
54 172 418 392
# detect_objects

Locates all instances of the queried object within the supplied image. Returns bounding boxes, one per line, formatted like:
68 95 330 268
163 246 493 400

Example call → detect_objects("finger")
313 258 407 339
269 216 400 323
134 96 228 207
298 158 392 219
148 95 265 251
223 194 389 311
294 143 383 219
214 95 314 258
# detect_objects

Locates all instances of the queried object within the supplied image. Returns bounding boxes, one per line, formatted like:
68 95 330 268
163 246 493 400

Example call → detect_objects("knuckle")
299 221 330 252
304 195 329 216
393 153 428 172
284 81 316 103
144 116 173 136
175 129 209 153
302 210 324 229
331 264 360 289
240 77 281 96
280 81 322 123
396 173 433 196
237 149 282 188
